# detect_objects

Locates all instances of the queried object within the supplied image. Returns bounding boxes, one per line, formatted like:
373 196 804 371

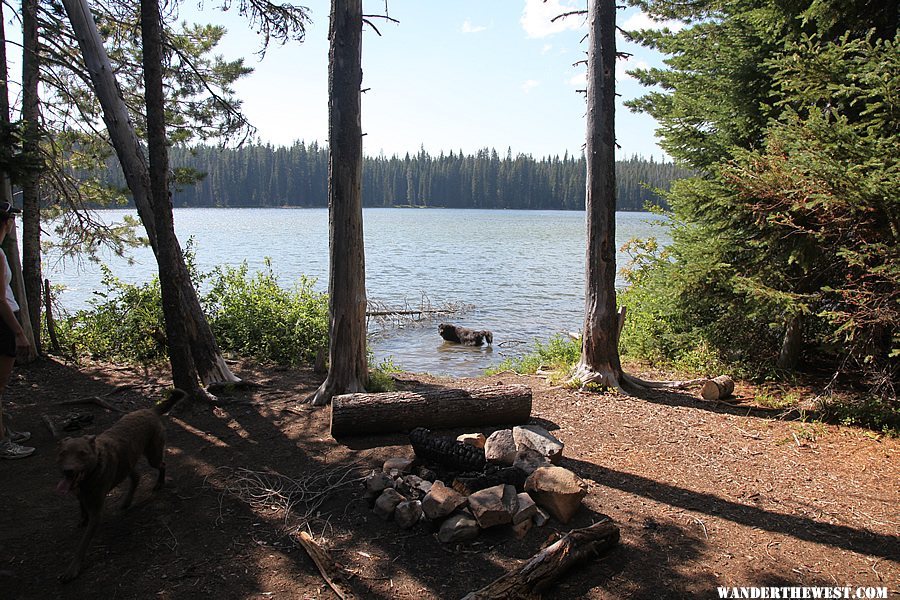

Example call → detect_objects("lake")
44 208 669 376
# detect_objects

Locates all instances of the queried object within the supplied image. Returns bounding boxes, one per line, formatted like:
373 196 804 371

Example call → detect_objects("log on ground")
460 518 620 599
700 375 735 400
330 384 532 437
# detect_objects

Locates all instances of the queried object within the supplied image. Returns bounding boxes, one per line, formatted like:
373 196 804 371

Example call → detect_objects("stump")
700 375 735 400
330 384 532 437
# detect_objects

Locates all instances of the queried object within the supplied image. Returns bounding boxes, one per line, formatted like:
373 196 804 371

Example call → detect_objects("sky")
179 0 682 160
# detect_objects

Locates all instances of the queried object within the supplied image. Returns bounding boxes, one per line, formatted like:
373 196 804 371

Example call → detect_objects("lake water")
44 208 669 376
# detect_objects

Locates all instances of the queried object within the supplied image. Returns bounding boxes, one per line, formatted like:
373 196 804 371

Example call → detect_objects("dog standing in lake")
55 388 186 582
439 323 493 346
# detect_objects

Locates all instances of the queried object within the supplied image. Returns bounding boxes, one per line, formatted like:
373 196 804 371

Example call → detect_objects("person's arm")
0 258 29 351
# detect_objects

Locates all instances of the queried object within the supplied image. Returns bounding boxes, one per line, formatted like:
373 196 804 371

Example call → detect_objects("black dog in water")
439 323 493 346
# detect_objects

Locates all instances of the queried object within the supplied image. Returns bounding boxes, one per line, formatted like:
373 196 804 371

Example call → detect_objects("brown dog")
439 323 494 346
55 388 186 582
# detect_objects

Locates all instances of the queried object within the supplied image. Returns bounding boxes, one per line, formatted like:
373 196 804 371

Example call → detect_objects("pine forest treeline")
133 144 684 210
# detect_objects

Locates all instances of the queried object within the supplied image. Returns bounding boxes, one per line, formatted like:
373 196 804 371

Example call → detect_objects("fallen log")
700 375 735 400
460 518 620 599
330 384 532 437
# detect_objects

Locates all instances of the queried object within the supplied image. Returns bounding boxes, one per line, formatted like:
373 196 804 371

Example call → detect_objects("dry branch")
461 519 620 599
292 530 356 600
55 393 127 412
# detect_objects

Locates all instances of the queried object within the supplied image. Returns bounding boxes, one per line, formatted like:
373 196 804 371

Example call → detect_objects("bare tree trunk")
140 0 202 395
62 0 235 395
0 6 37 362
570 0 624 390
20 0 42 354
310 0 368 406
777 313 803 371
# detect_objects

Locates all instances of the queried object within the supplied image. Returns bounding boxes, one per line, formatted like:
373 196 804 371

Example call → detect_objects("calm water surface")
45 208 669 376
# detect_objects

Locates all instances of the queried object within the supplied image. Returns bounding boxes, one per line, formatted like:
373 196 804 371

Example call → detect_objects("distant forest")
105 143 686 211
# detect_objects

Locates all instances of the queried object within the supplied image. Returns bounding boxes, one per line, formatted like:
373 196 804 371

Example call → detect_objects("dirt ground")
0 356 897 600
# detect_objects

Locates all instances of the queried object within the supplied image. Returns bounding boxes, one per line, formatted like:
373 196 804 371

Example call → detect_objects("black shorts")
0 315 17 357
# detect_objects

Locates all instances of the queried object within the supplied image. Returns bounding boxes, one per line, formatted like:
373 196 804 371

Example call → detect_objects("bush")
54 257 329 367
203 259 328 365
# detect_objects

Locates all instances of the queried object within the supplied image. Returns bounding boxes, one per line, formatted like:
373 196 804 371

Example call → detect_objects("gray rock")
467 484 518 529
513 425 565 464
437 511 480 543
512 448 552 476
457 433 487 449
394 500 423 529
484 429 518 465
416 466 437 482
364 471 395 497
422 481 467 521
533 507 550 527
373 488 405 521
512 518 533 539
512 492 538 525
524 466 587 524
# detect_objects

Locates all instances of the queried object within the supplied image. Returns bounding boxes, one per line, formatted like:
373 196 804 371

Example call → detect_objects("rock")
457 433 487 449
364 471 395 498
512 518 533 539
383 457 415 474
394 500 423 529
467 484 518 529
512 448 552 476
512 492 538 525
422 481 467 521
524 466 587 524
437 511 480 544
484 429 518 465
533 507 550 527
513 425 564 464
373 488 405 521
397 474 428 499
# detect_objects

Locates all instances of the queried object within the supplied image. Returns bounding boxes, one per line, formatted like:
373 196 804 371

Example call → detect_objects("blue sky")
181 0 682 160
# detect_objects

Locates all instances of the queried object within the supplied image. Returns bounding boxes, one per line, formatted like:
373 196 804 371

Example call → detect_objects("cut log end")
700 375 735 401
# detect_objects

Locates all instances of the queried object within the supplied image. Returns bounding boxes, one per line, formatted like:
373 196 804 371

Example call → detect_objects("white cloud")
621 11 685 33
568 72 586 88
461 19 487 34
522 79 540 93
541 43 554 55
520 0 586 39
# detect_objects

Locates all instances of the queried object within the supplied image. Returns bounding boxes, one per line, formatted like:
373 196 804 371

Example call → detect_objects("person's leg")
0 353 33 458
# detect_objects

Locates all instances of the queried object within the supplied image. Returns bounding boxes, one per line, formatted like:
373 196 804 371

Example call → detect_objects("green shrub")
53 257 329 367
368 355 401 392
202 259 328 365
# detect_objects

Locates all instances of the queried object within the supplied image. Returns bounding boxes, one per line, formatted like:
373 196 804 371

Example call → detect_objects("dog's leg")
78 498 88 527
60 504 101 582
154 461 167 490
121 469 140 509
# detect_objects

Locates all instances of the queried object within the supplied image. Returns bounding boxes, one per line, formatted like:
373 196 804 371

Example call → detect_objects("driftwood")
330 384 532 437
291 531 355 600
461 518 620 599
700 375 735 400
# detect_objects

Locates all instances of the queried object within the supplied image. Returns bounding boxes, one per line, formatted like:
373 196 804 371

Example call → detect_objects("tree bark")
140 0 203 395
21 0 42 354
0 6 37 362
311 0 367 406
62 0 238 392
777 313 803 371
571 0 623 390
460 519 620 599
330 384 532 437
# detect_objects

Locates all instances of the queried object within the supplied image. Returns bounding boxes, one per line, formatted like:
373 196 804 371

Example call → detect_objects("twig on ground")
41 414 61 439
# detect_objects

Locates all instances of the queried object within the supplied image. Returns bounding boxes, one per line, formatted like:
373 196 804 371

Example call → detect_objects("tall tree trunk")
0 4 37 362
310 0 367 406
777 313 803 371
62 0 236 395
570 0 623 389
140 0 201 394
20 0 42 354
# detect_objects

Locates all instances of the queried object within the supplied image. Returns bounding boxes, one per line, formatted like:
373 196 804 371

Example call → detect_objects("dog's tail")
154 388 187 415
